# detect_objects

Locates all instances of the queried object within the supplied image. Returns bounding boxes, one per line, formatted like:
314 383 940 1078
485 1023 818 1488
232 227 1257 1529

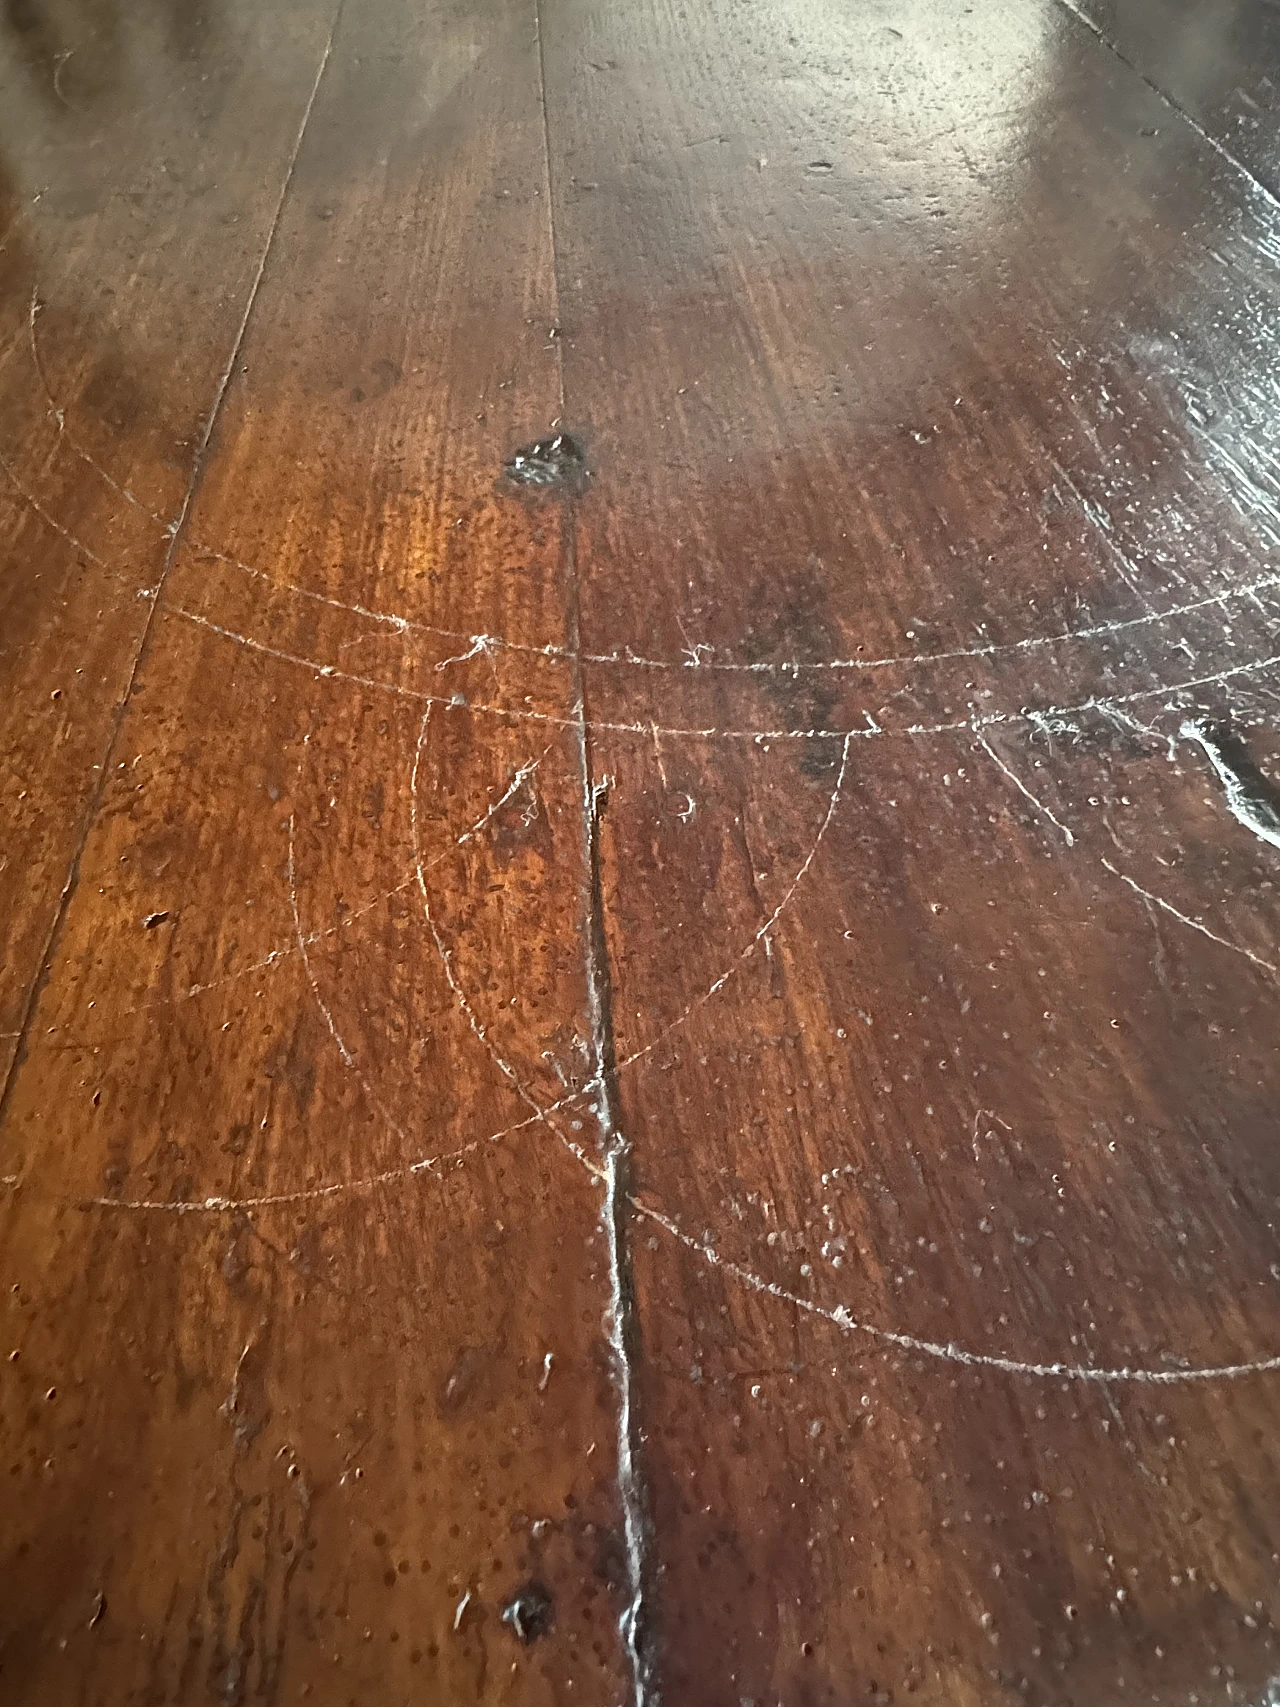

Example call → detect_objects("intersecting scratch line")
0 443 115 571
287 808 415 1145
170 604 1280 743
610 731 853 1078
974 727 1075 846
83 747 565 1213
77 911 1280 1387
973 727 1277 977
28 288 170 528
202 532 1280 678
78 737 559 1026
81 724 847 1207
410 706 602 1181
1101 859 1280 979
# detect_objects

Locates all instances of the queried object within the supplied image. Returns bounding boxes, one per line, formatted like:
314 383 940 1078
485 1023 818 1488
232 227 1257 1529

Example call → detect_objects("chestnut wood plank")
540 0 1280 1700
0 0 346 1086
4 0 1280 1703
1 2 629 1702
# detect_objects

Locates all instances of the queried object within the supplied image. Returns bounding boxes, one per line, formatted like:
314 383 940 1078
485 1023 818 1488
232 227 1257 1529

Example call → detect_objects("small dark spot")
503 432 588 493
144 912 170 929
501 1582 554 1643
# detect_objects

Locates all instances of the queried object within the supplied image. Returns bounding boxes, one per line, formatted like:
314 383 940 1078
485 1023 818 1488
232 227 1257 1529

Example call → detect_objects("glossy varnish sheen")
2 2 1280 1704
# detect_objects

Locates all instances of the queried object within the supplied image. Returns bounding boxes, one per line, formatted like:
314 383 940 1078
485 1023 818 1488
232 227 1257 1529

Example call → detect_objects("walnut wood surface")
3 2 1280 1703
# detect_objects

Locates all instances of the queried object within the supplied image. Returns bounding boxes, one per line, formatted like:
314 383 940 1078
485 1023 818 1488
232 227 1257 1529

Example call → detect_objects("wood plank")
0 1 345 1087
0 2 630 1702
1073 0 1280 201
540 0 1280 1700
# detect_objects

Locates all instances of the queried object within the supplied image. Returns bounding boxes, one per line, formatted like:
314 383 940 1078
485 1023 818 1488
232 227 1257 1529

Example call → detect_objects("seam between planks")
0 0 349 1126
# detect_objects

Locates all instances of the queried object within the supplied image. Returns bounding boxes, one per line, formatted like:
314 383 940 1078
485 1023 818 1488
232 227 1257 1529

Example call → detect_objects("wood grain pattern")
542 0 1280 1700
0 0 346 1087
1 2 628 1702
3 0 1280 1703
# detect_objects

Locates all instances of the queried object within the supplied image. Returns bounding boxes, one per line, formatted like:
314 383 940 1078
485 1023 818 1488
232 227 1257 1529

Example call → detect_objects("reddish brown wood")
543 0 1280 1701
0 0 348 1087
1 2 627 1702
3 0 1280 1703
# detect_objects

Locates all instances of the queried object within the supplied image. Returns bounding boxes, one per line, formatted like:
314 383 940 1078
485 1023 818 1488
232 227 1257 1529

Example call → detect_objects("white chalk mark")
1182 719 1280 851
974 729 1075 846
1101 859 1279 979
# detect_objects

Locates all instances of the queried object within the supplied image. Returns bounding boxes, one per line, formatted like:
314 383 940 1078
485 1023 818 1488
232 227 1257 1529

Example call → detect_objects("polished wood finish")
1078 0 1280 197
3 2 1280 1703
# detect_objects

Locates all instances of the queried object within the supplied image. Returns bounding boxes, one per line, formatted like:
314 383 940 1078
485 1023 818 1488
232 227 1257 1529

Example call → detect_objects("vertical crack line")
0 0 345 1124
533 2 654 1699
563 525 656 1707
533 0 567 418
1051 0 1280 215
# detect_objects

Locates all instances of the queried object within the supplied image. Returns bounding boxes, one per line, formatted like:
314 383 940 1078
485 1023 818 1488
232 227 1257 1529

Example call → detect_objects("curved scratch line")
84 1106 1280 1382
0 444 114 570
972 731 1276 979
62 653 1280 1382
287 813 414 1146
82 1108 548 1212
974 728 1075 846
410 706 603 1180
91 737 558 1023
612 731 854 1078
632 1201 1280 1385
205 536 1280 679
172 604 1280 744
19 289 1280 691
28 289 169 528
84 725 850 1207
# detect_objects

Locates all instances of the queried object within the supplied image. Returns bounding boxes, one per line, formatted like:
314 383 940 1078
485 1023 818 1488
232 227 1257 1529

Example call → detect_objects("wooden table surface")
2 1 1280 1703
